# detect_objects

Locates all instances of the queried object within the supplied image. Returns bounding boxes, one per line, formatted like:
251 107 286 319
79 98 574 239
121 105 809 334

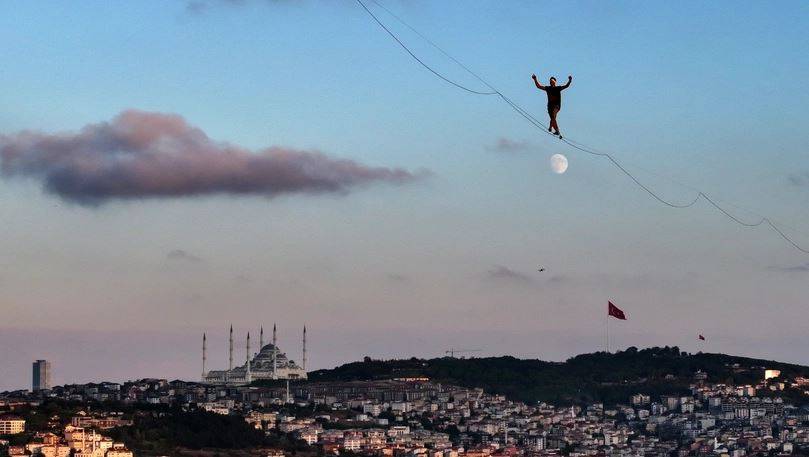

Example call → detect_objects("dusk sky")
1 0 808 391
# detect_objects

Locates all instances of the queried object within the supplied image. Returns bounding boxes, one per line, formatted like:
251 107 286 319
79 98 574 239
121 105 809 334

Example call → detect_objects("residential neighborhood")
3 366 809 457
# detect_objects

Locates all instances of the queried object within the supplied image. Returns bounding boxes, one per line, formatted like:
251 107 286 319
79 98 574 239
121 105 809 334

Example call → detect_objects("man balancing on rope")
532 73 572 138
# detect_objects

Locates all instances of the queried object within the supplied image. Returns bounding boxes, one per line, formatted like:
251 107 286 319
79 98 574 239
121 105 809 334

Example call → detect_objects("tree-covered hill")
307 347 809 406
107 407 312 456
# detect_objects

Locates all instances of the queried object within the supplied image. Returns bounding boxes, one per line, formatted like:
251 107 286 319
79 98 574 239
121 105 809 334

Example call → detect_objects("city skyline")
2 328 807 393
2 1 809 391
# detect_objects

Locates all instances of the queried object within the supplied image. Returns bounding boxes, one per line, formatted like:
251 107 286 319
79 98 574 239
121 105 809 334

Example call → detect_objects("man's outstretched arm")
561 75 572 90
532 74 544 90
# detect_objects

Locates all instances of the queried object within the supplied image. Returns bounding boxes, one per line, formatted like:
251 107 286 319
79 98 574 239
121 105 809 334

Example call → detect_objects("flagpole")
604 302 610 353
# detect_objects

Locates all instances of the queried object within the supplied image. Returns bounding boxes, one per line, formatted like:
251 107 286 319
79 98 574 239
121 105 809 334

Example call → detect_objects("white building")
202 324 307 385
0 415 25 434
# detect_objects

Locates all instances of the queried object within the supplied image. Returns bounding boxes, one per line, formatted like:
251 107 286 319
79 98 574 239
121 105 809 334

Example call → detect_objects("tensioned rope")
356 0 496 95
356 0 809 254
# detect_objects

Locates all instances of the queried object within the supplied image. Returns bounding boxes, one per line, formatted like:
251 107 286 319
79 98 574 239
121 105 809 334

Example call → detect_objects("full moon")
550 153 568 174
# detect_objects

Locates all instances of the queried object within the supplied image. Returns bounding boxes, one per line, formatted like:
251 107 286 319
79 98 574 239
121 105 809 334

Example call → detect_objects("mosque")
201 324 307 385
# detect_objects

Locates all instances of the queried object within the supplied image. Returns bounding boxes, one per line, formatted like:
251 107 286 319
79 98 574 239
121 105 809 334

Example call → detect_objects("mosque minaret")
272 323 278 380
228 324 233 371
245 331 251 384
202 332 207 380
202 324 307 385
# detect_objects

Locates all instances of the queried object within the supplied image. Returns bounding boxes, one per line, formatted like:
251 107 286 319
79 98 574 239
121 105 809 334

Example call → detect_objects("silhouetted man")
532 73 572 138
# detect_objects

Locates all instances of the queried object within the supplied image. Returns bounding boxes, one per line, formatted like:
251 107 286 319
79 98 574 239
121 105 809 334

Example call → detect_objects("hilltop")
306 346 809 406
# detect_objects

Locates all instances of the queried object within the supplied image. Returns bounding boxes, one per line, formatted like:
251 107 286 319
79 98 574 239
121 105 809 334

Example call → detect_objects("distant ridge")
307 347 809 406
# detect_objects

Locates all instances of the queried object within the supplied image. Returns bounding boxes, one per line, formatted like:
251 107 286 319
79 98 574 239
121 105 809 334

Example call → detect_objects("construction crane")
445 348 482 358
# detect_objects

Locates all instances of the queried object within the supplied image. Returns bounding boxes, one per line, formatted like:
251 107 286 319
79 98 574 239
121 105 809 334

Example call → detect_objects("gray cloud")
185 0 288 13
486 137 534 154
486 265 533 283
547 274 570 284
386 273 410 282
185 1 208 13
0 110 421 205
234 274 253 283
788 172 809 187
167 249 203 263
769 263 809 273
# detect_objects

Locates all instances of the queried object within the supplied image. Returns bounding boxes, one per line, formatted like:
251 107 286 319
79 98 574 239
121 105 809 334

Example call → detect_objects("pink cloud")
0 110 422 204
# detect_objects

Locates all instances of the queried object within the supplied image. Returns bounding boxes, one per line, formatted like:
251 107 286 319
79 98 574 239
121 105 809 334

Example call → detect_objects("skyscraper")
32 360 51 391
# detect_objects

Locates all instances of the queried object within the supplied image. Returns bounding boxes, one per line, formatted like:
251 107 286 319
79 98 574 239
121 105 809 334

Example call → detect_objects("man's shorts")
547 104 561 115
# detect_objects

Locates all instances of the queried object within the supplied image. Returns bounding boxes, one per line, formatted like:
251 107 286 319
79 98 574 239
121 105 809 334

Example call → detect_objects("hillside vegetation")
307 347 809 406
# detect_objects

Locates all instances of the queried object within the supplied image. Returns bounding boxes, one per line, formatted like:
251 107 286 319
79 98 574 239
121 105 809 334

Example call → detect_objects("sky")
1 0 808 391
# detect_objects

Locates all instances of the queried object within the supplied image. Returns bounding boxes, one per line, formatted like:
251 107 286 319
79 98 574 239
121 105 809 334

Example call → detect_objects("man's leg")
547 107 553 132
550 107 560 134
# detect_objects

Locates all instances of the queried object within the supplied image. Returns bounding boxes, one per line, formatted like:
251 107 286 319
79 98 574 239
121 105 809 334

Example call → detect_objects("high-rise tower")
32 360 51 391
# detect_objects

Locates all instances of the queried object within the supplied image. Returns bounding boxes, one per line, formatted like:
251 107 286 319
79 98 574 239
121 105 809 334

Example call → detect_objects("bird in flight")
537 267 546 272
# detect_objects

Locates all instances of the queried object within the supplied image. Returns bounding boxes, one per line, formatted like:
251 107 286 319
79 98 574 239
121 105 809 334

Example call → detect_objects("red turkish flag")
608 301 627 320
699 334 706 341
